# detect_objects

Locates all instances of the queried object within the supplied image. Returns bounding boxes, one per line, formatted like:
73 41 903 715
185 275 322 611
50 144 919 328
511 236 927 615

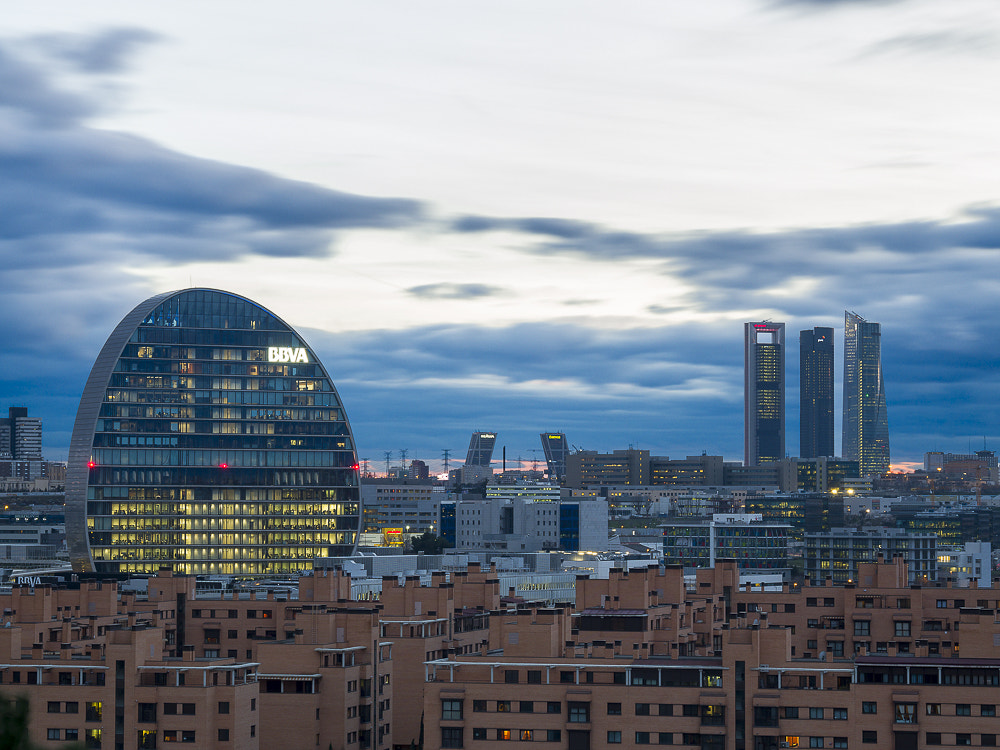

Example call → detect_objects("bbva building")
66 289 361 575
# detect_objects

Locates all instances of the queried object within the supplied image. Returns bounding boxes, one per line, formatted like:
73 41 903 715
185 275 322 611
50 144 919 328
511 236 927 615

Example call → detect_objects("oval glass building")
66 289 361 575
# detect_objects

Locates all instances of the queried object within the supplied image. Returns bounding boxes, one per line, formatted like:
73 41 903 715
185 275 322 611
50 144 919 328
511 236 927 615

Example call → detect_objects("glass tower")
744 322 785 466
540 432 569 481
842 311 889 478
66 289 361 575
799 327 835 458
465 431 497 467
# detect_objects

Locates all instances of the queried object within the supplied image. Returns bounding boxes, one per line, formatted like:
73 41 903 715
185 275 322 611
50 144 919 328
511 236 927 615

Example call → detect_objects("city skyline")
3 2 1000 471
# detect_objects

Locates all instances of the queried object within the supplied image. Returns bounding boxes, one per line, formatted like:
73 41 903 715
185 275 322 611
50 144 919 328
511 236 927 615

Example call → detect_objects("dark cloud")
0 46 97 125
32 27 163 73
407 283 503 300
0 32 424 270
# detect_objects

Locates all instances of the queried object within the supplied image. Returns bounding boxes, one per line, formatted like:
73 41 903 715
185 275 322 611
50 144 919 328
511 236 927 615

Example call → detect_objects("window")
504 670 519 684
683 705 699 717
608 703 622 716
957 704 971 716
894 703 916 723
497 701 511 713
568 702 590 723
47 702 60 714
519 702 533 713
926 704 941 715
808 640 818 649
810 739 824 749
65 703 78 715
560 670 575 683
862 732 877 744
984 705 997 717
473 729 487 741
86 702 102 722
441 727 463 748
659 733 673 745
957 734 971 747
810 707 824 720
854 621 870 636
829 641 844 657
659 704 673 716
182 704 195 716
983 735 997 747
138 703 157 723
607 732 622 744
473 701 486 713
546 730 561 742
896 598 910 608
442 700 463 721
636 703 651 716
547 702 561 715
937 599 948 608
496 729 511 741
218 729 230 742
218 702 230 714
520 730 532 741
834 739 848 749
636 732 650 744
833 709 847 720
784 707 800 719
527 670 542 684
895 622 911 637
47 729 60 741
66 730 78 741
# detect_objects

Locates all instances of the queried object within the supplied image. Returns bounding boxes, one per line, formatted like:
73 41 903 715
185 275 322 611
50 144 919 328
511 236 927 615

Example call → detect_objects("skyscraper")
799 327 835 458
540 432 569 481
465 431 497 466
745 322 785 466
66 289 361 574
842 311 890 478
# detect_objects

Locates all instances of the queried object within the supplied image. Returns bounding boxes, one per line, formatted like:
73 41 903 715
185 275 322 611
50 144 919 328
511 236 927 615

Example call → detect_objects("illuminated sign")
11 576 41 587
268 347 309 363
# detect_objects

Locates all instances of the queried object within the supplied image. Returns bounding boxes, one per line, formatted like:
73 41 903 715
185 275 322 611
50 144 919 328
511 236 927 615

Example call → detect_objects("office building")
465 432 497 467
65 288 362 575
925 450 999 483
540 432 569 481
649 454 725 486
1 407 42 460
745 321 785 466
661 513 791 570
843 311 890 477
565 449 650 488
800 326 835 458
804 527 938 584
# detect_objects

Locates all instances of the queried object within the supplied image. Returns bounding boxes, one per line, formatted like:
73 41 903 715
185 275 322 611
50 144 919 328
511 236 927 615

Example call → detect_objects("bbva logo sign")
268 347 309 363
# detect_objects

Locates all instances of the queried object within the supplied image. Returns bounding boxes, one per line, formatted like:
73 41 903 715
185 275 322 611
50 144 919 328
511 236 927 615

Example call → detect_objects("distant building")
925 450 998 483
795 456 860 493
407 458 430 480
360 480 441 536
465 431 497 467
745 321 785 466
649 454 725 485
0 407 42 460
843 311 890 477
450 495 608 552
565 449 649 487
540 432 569 481
804 527 938 585
746 493 845 538
800 326 835 458
937 541 992 588
662 513 791 570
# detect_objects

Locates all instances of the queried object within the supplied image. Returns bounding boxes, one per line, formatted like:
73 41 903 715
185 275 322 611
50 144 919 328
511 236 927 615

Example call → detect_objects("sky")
2 0 1000 473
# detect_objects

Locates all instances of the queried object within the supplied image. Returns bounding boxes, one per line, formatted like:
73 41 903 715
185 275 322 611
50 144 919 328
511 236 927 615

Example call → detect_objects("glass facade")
799 327 834 459
66 289 360 575
744 322 785 466
842 312 890 478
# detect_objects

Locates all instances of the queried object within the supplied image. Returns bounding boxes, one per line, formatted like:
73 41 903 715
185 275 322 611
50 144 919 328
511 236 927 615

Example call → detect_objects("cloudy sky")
3 0 999 472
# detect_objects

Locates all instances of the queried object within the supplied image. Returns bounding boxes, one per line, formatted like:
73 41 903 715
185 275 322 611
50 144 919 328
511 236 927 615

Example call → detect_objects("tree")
410 531 447 555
